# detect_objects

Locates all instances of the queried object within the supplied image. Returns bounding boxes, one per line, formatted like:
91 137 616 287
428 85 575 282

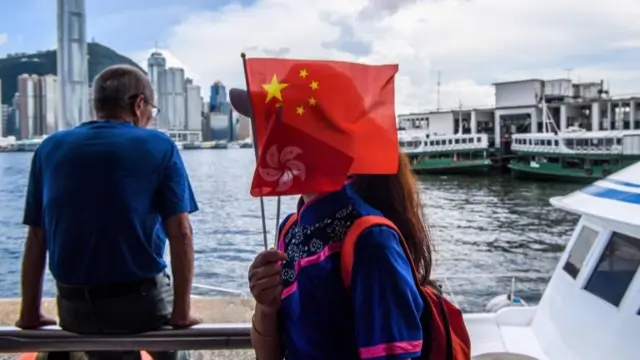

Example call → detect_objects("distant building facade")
185 82 203 131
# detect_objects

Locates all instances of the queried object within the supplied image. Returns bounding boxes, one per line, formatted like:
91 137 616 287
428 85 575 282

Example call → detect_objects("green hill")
0 42 145 105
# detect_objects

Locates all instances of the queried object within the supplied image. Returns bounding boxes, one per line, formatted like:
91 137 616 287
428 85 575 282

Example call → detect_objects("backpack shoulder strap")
340 215 400 289
277 213 298 251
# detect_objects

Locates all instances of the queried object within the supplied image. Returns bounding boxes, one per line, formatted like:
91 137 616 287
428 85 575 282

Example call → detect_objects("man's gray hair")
92 65 153 118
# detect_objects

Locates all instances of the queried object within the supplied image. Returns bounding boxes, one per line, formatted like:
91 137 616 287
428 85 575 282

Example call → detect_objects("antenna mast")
564 68 573 80
436 71 441 111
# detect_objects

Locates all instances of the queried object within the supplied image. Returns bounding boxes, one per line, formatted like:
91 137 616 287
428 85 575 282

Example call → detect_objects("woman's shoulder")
353 223 404 257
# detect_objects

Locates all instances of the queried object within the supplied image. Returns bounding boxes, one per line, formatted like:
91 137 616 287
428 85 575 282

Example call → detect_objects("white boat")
398 129 489 155
398 129 492 174
464 161 640 359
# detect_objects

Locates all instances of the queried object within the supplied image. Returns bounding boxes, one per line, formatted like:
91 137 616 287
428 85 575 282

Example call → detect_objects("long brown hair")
351 152 433 285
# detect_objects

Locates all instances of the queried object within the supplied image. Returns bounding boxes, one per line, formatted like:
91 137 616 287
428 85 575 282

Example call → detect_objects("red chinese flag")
245 58 399 175
250 118 353 197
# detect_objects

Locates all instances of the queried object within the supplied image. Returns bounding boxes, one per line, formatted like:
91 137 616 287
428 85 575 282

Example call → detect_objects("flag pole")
240 52 270 250
274 107 284 238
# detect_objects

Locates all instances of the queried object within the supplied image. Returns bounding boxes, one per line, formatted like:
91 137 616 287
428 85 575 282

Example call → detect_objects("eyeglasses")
149 102 160 118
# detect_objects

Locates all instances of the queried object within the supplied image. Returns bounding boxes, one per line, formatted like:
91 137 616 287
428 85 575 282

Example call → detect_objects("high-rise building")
147 51 167 129
15 74 61 138
209 112 230 140
39 75 59 134
209 81 230 114
166 67 186 130
236 114 252 141
146 52 190 130
57 0 89 130
0 104 9 138
18 74 38 139
185 83 202 131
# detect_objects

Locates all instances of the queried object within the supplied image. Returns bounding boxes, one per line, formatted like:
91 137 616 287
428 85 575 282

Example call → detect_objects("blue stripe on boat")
600 178 640 189
580 185 640 205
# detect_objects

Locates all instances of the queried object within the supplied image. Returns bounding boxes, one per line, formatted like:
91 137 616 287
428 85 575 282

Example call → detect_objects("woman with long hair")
248 152 433 359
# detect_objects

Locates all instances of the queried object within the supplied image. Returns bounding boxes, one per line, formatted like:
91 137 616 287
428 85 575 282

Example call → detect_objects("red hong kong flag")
250 119 353 197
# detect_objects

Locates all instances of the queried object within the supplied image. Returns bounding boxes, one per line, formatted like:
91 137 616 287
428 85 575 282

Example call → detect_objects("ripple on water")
0 151 580 311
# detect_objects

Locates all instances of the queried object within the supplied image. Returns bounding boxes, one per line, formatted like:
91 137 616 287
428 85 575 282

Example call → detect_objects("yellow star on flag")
299 69 308 78
296 106 305 115
310 80 319 90
308 97 317 106
262 74 289 103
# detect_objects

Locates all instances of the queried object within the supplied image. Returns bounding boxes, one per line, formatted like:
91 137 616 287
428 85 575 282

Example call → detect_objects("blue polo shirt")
277 185 424 359
23 120 198 286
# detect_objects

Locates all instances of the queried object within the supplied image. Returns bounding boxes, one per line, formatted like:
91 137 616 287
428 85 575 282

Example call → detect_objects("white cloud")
134 0 640 113
0 33 7 46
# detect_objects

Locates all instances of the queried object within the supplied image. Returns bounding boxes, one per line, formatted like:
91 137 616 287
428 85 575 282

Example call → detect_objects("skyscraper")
57 0 89 130
209 81 230 114
147 51 167 129
185 83 202 131
166 67 186 130
18 74 37 139
39 75 59 134
236 114 252 141
0 104 9 138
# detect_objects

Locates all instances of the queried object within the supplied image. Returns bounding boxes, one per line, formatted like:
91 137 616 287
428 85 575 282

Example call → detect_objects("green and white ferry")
509 128 640 182
399 130 492 175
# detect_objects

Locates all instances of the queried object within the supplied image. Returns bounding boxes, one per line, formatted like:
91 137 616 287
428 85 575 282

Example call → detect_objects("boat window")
563 226 599 279
455 139 460 144
462 138 468 144
554 140 559 146
476 137 481 143
584 232 640 307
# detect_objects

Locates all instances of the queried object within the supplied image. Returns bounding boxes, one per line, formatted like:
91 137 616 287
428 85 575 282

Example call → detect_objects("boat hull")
508 160 638 183
412 159 492 175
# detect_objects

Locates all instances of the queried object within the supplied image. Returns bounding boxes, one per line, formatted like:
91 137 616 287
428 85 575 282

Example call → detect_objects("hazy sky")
1 0 639 112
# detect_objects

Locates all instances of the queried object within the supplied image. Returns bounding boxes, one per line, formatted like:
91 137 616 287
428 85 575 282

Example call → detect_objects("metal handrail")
0 273 552 353
0 324 253 353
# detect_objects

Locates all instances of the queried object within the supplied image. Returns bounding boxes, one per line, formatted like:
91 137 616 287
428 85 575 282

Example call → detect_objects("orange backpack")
279 214 471 360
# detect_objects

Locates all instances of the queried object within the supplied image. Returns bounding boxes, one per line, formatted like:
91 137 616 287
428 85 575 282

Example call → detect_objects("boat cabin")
466 162 640 359
398 131 489 154
511 130 640 156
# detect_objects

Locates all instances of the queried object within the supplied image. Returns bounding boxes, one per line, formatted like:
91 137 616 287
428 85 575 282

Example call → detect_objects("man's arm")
19 152 47 321
157 144 199 321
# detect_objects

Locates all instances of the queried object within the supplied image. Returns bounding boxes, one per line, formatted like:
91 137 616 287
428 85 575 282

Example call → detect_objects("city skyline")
0 52 236 139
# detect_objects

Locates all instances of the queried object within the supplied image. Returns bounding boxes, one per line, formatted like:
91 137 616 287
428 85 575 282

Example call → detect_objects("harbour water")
0 150 580 312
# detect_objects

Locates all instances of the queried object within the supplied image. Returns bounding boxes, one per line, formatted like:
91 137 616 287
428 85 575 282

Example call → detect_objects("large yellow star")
262 74 289 103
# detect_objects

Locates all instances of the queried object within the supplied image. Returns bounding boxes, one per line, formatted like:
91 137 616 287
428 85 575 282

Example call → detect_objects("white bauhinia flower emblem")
258 145 306 191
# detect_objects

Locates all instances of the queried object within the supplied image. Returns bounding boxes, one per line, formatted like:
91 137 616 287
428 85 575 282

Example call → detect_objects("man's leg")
57 273 185 360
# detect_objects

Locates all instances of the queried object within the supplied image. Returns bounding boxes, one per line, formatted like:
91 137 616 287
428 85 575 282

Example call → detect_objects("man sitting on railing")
16 65 200 360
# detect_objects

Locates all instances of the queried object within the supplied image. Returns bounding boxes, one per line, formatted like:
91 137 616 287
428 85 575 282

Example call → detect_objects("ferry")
399 129 492 175
509 128 640 182
507 98 640 182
